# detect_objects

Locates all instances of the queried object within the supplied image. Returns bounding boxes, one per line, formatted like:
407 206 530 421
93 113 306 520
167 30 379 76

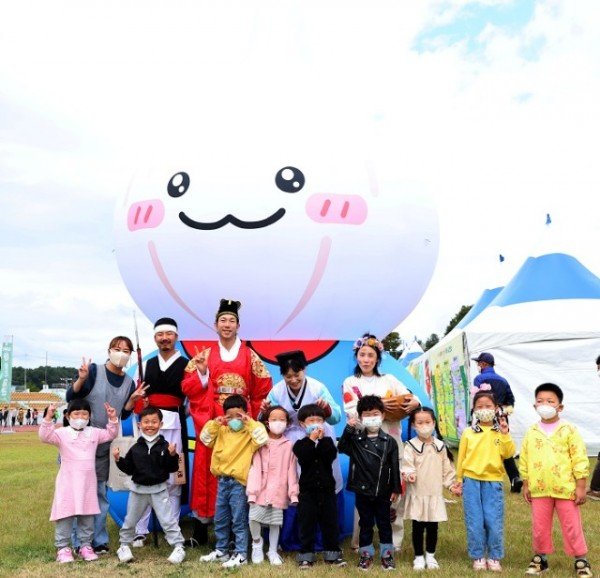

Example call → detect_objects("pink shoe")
473 558 487 571
79 545 99 561
56 547 75 563
487 559 502 572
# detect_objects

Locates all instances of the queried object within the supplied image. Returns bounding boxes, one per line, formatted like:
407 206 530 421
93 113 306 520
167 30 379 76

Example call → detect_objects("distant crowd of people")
0 406 41 427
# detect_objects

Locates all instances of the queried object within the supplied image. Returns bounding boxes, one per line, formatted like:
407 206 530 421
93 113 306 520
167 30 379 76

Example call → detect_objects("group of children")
41 382 594 576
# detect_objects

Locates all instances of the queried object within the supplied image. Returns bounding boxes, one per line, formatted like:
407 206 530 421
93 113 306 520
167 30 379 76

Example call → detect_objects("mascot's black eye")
275 166 305 193
167 172 190 197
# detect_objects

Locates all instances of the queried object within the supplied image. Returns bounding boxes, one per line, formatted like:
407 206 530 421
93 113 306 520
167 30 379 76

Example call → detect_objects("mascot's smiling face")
114 129 439 342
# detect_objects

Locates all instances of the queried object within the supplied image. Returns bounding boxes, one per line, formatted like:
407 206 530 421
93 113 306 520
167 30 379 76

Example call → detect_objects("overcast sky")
1 0 599 369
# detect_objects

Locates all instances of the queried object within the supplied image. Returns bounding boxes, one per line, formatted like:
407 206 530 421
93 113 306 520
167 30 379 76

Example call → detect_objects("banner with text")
0 339 13 404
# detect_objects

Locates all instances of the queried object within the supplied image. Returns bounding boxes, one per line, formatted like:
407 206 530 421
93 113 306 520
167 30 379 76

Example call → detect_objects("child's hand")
574 486 587 506
406 473 416 483
168 443 177 456
260 399 271 413
45 403 57 421
309 426 323 441
104 402 117 421
346 416 358 428
240 412 250 423
498 415 509 434
215 415 227 426
522 480 532 504
113 447 120 461
449 483 461 496
390 492 399 503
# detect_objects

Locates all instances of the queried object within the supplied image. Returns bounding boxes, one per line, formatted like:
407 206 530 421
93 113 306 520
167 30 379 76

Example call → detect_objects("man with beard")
182 299 272 547
132 317 189 547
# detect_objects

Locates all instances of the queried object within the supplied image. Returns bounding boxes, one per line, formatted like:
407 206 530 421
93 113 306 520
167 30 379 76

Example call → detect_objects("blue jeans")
215 477 249 556
463 477 504 560
72 480 109 548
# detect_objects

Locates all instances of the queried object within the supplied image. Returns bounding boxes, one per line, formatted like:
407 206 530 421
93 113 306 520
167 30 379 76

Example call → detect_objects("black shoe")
93 544 110 555
326 557 347 567
298 560 313 569
511 477 524 493
525 555 548 575
575 559 593 577
381 555 395 571
358 553 373 571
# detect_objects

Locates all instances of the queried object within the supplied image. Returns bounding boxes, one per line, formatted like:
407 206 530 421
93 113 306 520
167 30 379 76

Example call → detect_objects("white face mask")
536 404 558 420
69 418 88 430
415 426 435 438
268 421 287 435
473 408 496 423
362 416 383 432
141 432 160 443
109 349 131 368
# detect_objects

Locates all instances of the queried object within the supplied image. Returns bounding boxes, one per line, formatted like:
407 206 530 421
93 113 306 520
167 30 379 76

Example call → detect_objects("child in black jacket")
113 406 185 565
293 404 347 569
338 395 400 571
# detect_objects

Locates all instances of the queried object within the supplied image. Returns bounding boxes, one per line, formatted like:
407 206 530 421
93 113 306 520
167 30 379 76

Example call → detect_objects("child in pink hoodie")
246 405 299 565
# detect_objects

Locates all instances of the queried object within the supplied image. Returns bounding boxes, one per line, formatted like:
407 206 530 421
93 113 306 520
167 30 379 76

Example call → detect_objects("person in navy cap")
472 352 522 493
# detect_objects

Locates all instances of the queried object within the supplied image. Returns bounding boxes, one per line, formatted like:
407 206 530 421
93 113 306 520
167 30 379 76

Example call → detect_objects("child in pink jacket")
246 405 299 565
39 399 118 564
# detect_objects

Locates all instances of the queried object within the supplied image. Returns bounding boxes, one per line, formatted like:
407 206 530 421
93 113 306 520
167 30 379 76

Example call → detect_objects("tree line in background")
6 305 473 389
382 304 472 358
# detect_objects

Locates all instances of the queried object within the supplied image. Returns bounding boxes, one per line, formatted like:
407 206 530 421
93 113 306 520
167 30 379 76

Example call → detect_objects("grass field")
0 432 597 577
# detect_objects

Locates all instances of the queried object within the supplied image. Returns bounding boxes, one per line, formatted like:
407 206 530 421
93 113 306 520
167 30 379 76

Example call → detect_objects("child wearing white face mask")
520 383 592 577
402 407 461 571
39 399 118 564
338 395 400 571
455 390 515 572
246 406 299 565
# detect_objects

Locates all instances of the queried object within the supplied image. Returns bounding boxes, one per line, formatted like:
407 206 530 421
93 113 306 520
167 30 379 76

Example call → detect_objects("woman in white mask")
67 336 147 554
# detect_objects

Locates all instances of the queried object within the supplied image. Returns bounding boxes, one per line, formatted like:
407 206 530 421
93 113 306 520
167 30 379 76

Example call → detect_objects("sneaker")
222 553 247 568
200 549 230 563
426 553 440 570
526 555 549 575
511 477 524 493
487 559 502 572
575 559 593 577
298 560 314 569
117 545 134 563
473 558 487 571
168 545 186 565
413 556 426 571
93 544 109 555
267 551 283 566
131 534 147 548
251 538 264 564
56 547 75 563
381 554 395 571
79 545 99 562
358 553 373 571
326 557 347 567
586 489 600 501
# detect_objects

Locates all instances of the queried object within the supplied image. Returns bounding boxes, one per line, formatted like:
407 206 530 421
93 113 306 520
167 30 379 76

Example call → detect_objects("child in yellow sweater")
521 383 591 577
198 394 268 568
455 390 515 572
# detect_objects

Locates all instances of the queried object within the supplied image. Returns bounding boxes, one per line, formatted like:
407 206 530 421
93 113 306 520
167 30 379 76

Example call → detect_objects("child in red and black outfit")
338 395 400 571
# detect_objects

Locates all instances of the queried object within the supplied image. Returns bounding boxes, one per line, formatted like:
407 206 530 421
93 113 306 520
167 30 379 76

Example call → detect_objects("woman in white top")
342 334 420 551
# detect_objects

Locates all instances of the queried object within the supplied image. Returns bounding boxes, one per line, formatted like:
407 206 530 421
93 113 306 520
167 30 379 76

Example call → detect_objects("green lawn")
0 432 597 577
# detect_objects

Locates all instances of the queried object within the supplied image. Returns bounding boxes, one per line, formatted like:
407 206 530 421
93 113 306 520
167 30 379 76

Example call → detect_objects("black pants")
297 491 340 557
355 494 393 548
503 456 520 481
412 520 438 556
591 452 600 491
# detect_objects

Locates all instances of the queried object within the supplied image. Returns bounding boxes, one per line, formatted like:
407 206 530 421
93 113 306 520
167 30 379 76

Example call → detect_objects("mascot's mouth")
147 235 332 334
179 208 286 230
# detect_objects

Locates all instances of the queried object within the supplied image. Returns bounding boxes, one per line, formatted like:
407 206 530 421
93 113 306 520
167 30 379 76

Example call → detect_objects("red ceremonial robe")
181 341 272 518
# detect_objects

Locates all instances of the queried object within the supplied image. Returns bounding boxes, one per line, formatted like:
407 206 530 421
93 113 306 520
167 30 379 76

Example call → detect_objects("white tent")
409 252 600 454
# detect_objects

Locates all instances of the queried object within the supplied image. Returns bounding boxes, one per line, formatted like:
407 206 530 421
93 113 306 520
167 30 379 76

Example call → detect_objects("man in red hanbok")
182 299 272 546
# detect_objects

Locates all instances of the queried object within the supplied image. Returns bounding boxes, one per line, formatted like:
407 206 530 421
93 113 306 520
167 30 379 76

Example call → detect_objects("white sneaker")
200 549 229 563
222 553 247 568
251 539 264 564
117 545 133 563
413 555 426 571
168 545 186 565
131 535 146 548
267 551 283 565
425 553 440 570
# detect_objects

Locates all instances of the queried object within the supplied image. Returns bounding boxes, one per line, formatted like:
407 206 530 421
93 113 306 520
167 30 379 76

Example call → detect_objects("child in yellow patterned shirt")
521 383 591 577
